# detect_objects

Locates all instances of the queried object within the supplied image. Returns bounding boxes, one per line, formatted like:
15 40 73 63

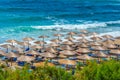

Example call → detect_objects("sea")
0 0 120 43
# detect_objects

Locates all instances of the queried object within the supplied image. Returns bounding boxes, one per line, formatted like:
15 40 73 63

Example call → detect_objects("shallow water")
0 0 120 43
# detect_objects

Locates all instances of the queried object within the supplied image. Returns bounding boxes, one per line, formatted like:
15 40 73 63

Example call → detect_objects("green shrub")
0 60 120 80
75 60 120 80
0 64 74 80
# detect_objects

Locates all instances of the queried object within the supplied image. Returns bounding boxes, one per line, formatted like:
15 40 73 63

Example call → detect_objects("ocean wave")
106 20 120 24
32 22 107 30
31 20 120 30
98 31 120 38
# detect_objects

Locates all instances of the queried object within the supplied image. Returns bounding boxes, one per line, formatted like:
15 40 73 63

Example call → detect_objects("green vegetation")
75 60 120 80
0 60 120 80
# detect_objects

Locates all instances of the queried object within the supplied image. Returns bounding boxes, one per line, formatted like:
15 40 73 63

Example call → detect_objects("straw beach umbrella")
110 50 120 55
89 42 102 46
80 30 88 34
102 35 113 39
80 44 89 48
110 49 120 60
51 39 61 44
58 59 76 65
92 46 107 51
61 45 73 50
91 36 102 41
23 37 34 41
18 42 30 46
76 48 91 54
6 52 19 58
6 39 19 46
17 55 34 62
60 50 76 56
91 32 98 37
0 50 6 56
23 37 34 47
39 36 48 48
40 52 56 59
39 35 48 42
31 45 43 53
63 41 74 45
26 50 40 56
58 54 67 58
103 40 114 45
67 32 76 37
31 45 43 50
13 47 24 54
1 44 14 53
114 39 120 45
66 36 75 41
18 42 31 50
77 54 93 60
78 38 88 43
46 47 57 53
34 41 46 46
95 51 108 58
1 44 13 49
78 34 86 38
105 44 117 49
54 34 62 40
77 54 93 64
49 43 59 47
6 52 19 66
33 62 55 67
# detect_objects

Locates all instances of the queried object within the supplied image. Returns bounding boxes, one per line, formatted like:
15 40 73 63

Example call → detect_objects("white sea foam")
32 20 120 30
32 22 107 30
98 31 120 38
106 20 120 24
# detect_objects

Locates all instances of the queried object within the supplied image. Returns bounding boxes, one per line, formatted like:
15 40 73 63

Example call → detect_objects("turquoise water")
0 0 120 43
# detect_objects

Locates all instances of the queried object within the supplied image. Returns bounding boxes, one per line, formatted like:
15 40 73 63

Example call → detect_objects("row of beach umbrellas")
0 30 120 66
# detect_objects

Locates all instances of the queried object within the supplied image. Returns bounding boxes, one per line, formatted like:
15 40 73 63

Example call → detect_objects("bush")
0 64 74 80
0 60 120 80
74 60 120 80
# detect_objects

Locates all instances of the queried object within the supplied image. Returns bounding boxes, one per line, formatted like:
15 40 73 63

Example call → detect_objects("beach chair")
25 47 30 51
18 61 25 66
102 58 108 61
12 57 17 61
31 66 36 69
69 57 77 60
26 54 33 56
88 53 95 57
61 64 66 68
1 56 8 61
35 57 42 62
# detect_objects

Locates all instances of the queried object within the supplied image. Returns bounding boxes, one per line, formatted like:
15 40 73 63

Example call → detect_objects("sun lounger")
18 61 25 66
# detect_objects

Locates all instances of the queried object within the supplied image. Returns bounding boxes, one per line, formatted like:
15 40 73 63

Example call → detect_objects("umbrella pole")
11 58 12 66
7 48 9 53
40 44 41 46
43 38 45 48
43 44 45 49
117 55 119 61
99 58 101 63
71 35 72 38
12 42 14 46
24 45 26 52
43 38 44 42
58 36 60 40
28 41 29 48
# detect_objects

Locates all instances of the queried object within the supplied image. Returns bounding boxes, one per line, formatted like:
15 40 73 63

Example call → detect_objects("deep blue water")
0 0 120 43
